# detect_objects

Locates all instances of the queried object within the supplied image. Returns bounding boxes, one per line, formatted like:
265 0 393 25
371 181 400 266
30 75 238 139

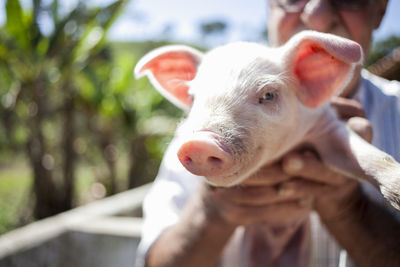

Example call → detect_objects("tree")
200 21 228 37
0 0 128 219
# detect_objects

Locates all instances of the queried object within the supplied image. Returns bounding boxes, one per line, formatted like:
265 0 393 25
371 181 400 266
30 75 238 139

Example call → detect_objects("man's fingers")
331 97 372 142
215 177 331 206
231 200 313 226
347 117 373 143
331 97 365 119
213 185 295 206
241 163 291 186
281 178 330 197
282 152 347 186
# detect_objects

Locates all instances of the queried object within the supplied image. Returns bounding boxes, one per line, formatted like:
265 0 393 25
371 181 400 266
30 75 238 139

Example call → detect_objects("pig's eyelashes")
258 91 277 104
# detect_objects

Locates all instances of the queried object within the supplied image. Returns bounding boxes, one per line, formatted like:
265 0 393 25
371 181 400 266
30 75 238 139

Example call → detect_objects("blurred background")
0 0 399 235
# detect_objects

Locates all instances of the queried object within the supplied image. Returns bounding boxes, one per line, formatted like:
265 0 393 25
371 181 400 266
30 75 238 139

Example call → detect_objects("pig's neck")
265 105 332 165
301 106 339 144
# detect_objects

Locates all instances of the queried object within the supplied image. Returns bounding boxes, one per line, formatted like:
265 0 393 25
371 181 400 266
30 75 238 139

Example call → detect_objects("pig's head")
135 31 362 187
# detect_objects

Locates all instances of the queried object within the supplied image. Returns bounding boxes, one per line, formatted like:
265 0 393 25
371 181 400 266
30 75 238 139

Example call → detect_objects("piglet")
135 30 400 210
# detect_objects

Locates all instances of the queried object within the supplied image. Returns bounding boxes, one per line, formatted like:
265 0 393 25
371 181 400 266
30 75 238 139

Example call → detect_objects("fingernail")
277 186 294 196
283 156 303 174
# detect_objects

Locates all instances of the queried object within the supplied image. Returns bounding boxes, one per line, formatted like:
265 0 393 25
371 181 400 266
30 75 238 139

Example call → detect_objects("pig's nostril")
208 156 223 166
177 133 233 177
182 156 193 164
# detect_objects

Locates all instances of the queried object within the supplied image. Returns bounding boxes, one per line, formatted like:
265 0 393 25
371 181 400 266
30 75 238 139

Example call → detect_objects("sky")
1 0 400 46
107 0 400 46
109 0 269 45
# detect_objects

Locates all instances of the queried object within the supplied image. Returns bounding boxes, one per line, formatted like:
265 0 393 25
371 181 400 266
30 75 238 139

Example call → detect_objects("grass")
0 153 133 235
0 163 32 235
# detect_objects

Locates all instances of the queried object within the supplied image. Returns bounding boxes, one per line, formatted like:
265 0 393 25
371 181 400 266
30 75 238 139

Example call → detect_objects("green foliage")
200 21 228 36
0 0 183 225
0 161 31 234
367 35 400 66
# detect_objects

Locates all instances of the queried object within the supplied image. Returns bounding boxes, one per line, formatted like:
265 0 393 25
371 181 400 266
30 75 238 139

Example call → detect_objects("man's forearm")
317 185 400 267
146 194 236 267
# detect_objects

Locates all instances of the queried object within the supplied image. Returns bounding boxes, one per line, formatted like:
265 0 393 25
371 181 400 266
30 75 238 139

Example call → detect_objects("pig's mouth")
204 145 266 187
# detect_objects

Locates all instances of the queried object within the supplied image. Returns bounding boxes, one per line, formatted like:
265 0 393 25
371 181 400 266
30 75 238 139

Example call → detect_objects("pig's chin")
203 174 243 188
198 164 243 187
203 167 257 187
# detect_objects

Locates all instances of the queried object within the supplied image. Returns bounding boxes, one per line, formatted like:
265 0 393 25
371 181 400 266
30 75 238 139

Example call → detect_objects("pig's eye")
259 91 277 104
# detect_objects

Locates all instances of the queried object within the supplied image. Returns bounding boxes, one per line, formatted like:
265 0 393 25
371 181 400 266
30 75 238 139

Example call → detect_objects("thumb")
282 151 347 186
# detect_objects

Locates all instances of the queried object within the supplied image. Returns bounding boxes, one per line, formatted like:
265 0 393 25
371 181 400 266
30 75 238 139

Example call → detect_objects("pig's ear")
135 45 203 111
284 31 363 108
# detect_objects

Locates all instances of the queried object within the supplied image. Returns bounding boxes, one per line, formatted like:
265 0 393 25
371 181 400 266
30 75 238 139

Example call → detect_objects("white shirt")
135 70 400 267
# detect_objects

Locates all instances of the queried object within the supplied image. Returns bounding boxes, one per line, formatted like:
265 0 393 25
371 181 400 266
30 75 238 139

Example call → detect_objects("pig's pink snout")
177 133 233 177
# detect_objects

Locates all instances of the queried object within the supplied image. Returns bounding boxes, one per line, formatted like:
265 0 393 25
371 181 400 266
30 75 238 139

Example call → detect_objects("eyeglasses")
271 0 372 13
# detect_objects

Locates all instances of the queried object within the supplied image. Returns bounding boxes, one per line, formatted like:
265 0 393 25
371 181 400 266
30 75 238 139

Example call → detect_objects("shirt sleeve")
134 137 201 267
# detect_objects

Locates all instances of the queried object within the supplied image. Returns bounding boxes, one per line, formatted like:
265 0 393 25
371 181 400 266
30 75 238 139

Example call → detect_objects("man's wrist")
184 185 237 236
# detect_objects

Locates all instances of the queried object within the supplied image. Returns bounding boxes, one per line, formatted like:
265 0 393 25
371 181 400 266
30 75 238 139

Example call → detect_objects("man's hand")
146 159 314 267
193 157 314 265
201 163 313 227
279 97 400 267
281 97 373 221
